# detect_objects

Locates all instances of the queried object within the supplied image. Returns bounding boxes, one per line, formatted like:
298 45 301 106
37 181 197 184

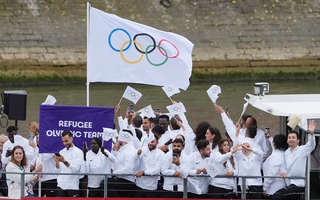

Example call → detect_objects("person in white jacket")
262 134 287 198
134 133 164 197
234 124 264 200
208 139 239 199
187 139 211 198
6 145 42 199
161 138 190 198
53 130 83 197
2 126 35 169
84 137 115 197
108 129 138 197
273 120 316 200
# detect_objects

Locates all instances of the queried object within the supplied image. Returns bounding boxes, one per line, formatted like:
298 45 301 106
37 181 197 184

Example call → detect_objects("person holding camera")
52 130 84 197
161 138 190 198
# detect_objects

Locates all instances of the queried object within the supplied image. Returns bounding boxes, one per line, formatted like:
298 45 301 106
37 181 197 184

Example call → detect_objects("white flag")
42 95 57 105
166 102 186 114
87 6 194 90
122 86 142 104
206 85 221 103
205 164 219 179
187 178 202 195
162 86 180 97
138 105 156 118
240 101 249 118
102 128 118 141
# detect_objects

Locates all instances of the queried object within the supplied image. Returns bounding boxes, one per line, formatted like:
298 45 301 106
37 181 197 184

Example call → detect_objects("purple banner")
39 104 114 153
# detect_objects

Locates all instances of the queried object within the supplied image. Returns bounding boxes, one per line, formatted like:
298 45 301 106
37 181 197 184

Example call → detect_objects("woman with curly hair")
192 121 211 152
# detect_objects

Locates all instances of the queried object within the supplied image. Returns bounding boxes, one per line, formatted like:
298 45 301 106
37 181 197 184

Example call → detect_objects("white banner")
88 6 194 90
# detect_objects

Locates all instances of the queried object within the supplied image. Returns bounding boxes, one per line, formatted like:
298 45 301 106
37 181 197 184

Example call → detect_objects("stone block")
52 59 67 66
30 47 47 53
43 53 57 59
14 53 30 59
0 53 15 60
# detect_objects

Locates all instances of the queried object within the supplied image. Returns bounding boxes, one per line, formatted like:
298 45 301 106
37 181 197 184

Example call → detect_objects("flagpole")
86 2 91 106
168 96 174 103
118 96 123 105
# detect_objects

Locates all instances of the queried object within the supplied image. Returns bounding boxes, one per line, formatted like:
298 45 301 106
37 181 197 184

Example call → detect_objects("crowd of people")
0 102 317 199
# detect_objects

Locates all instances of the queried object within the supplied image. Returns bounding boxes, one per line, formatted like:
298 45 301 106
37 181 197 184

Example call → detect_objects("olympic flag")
87 5 194 91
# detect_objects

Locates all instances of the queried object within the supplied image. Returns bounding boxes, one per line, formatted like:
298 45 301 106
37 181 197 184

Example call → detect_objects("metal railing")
3 171 307 199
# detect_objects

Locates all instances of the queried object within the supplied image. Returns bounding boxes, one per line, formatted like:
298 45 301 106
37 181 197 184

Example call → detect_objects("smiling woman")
6 145 42 199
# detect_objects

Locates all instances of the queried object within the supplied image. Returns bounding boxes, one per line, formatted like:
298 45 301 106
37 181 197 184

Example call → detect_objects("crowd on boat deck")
0 103 318 200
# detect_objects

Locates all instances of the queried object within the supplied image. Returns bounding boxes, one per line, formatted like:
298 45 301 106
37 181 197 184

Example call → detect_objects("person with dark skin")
158 115 172 153
83 138 115 197
1 126 35 168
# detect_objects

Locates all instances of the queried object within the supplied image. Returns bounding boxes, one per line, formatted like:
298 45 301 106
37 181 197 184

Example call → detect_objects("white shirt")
220 113 245 143
210 151 237 190
6 162 34 199
263 149 286 195
1 135 35 167
221 113 272 165
255 128 272 164
56 145 83 190
157 129 172 150
37 153 58 182
188 151 210 194
85 149 115 188
284 134 315 187
235 145 263 186
135 147 164 190
112 143 137 183
161 151 190 192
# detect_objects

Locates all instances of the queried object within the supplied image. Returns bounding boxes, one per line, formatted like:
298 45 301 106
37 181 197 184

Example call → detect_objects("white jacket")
85 149 115 188
263 149 286 195
6 162 35 199
135 147 164 190
161 151 190 192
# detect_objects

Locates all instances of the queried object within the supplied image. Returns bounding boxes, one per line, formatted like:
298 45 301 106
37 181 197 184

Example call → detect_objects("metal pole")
20 172 25 198
241 177 246 199
183 178 187 198
104 174 108 198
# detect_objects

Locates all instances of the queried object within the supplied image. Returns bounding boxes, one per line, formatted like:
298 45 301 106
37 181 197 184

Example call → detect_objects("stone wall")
1 0 320 77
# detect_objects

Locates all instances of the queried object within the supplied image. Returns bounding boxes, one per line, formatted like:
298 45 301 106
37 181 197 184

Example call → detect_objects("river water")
1 79 320 137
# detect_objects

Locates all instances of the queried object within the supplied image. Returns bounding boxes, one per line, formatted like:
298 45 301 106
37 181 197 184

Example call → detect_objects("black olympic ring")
133 33 156 54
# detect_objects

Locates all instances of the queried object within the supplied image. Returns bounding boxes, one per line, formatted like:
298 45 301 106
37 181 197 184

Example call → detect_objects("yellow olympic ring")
120 40 144 64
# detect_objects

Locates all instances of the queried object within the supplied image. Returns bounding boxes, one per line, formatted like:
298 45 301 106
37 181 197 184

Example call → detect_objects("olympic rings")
145 45 168 67
127 89 140 99
108 28 132 52
158 39 179 58
133 33 156 54
120 40 144 64
108 28 180 66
